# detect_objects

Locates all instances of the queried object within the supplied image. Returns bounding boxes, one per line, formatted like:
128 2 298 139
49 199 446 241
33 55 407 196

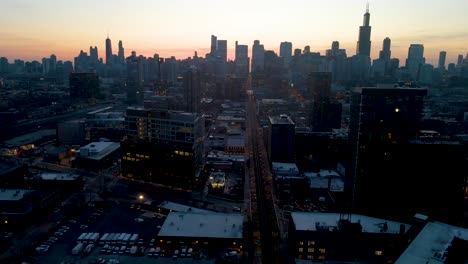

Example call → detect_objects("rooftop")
158 212 243 239
272 162 300 174
269 115 295 125
291 212 410 234
396 222 468 264
158 201 213 214
34 172 81 181
226 137 244 148
0 189 33 201
305 170 344 192
79 142 120 160
4 129 56 147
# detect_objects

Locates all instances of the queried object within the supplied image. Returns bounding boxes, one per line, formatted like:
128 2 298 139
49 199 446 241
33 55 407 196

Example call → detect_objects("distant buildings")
77 141 120 171
234 41 249 79
280 41 293 63
105 36 112 65
438 51 447 70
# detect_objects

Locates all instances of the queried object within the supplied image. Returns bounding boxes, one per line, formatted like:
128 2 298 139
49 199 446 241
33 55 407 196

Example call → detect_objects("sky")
1 0 467 66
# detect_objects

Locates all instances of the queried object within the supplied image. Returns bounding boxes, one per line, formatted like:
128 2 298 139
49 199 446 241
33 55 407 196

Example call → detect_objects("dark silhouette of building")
347 87 466 224
183 66 200 113
69 72 100 99
356 4 372 56
308 72 342 132
126 53 143 105
105 36 113 65
267 114 295 163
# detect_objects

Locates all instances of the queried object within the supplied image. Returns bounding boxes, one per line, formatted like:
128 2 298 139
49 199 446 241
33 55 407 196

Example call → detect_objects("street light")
138 195 144 201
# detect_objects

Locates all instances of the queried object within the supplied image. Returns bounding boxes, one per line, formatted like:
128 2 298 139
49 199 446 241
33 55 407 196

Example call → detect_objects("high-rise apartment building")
183 66 200 113
126 53 143 105
267 115 295 163
118 41 125 65
349 87 428 219
210 35 217 55
309 72 342 131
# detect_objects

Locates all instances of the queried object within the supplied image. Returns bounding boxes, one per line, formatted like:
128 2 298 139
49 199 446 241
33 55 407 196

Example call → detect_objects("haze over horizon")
1 0 467 65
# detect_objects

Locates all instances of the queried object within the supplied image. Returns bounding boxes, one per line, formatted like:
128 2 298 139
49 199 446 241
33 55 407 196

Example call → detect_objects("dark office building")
183 66 200 113
126 55 144 105
69 72 100 99
121 108 204 189
267 115 295 163
308 72 342 132
346 87 466 223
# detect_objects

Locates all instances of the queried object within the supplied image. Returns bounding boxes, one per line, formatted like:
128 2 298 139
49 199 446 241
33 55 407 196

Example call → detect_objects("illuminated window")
184 152 189 156
145 155 149 159
136 159 140 162
318 256 325 260
175 151 179 155
136 154 140 158
298 241 304 246
308 248 314 253
375 250 383 256
319 248 326 254
308 241 315 246
307 255 313 260
126 153 131 156
298 248 303 253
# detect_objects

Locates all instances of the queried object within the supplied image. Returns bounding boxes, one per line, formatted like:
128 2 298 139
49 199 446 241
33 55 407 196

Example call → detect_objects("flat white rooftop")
158 201 212 214
158 212 243 239
36 172 80 181
396 222 468 264
0 189 32 201
291 212 409 234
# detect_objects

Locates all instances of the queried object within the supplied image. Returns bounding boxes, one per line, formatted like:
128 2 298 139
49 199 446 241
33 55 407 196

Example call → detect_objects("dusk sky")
1 0 467 65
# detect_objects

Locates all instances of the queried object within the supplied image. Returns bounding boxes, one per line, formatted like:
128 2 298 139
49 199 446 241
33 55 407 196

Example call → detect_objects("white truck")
129 234 139 245
117 233 126 244
72 243 84 255
83 233 93 243
130 245 138 255
90 233 100 244
112 233 121 245
77 233 87 242
100 233 110 245
122 233 131 245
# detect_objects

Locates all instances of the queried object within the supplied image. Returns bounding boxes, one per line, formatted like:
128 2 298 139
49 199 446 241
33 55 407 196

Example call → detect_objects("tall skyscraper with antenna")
105 35 113 65
356 4 372 56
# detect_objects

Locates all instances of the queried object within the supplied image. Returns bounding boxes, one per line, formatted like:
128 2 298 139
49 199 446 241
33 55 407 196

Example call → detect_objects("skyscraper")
235 41 249 79
118 40 125 65
438 51 447 70
183 66 200 113
308 72 342 131
349 87 427 218
280 41 292 62
356 4 372 56
379 37 391 61
89 46 98 63
210 35 217 55
457 54 463 66
405 44 425 80
105 36 112 65
267 115 295 163
252 40 265 73
216 40 227 63
126 53 143 105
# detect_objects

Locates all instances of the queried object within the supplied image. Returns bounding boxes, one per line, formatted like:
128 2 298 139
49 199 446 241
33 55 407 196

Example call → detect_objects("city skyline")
1 0 467 65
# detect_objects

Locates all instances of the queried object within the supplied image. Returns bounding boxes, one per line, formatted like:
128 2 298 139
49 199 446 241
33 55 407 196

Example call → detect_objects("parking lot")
33 201 216 264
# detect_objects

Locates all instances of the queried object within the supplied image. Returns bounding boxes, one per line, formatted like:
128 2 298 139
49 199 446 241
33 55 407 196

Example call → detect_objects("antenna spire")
366 2 369 13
